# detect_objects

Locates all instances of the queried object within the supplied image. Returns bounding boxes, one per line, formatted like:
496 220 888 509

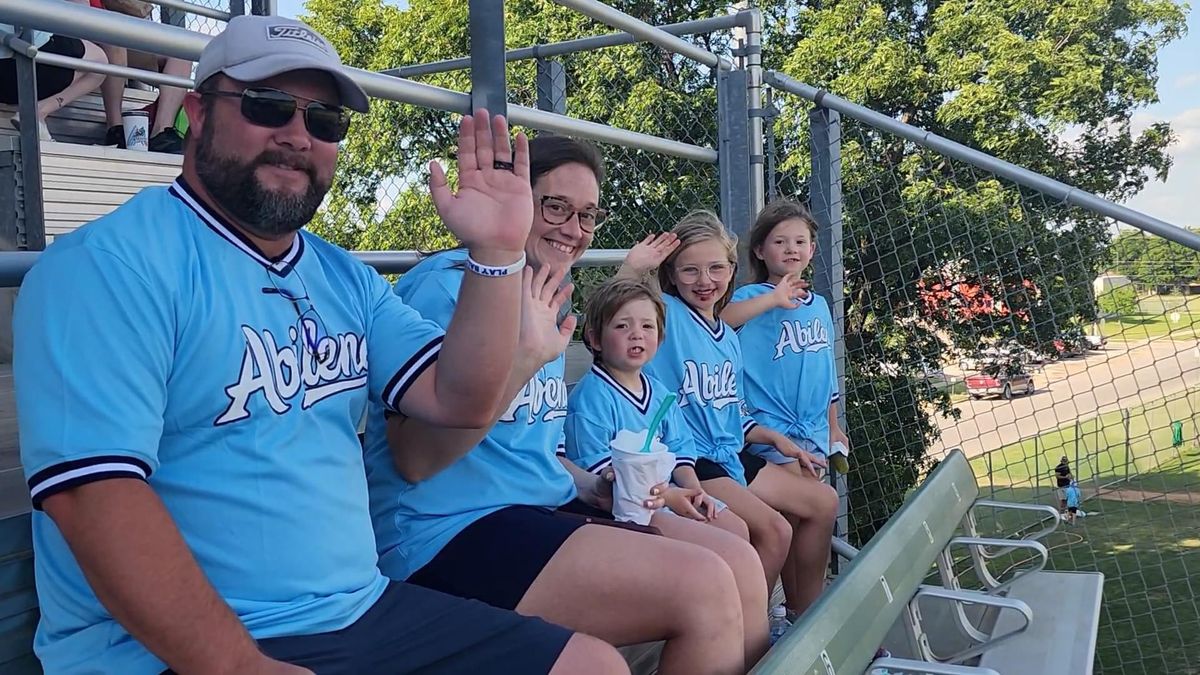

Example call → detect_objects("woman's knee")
551 633 630 675
813 483 839 522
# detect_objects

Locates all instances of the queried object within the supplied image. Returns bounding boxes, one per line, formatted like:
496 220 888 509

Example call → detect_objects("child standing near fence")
565 276 770 664
642 210 839 623
722 200 851 475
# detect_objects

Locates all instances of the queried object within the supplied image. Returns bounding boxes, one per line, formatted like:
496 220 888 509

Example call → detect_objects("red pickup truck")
965 369 1035 400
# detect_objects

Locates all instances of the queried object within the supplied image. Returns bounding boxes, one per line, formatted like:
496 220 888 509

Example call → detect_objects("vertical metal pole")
468 0 507 118
987 452 994 498
763 89 778 201
229 0 246 17
535 58 567 115
809 105 846 546
251 0 275 15
13 29 44 251
1074 419 1081 482
1123 408 1131 482
1034 437 1040 499
743 8 764 216
717 68 752 253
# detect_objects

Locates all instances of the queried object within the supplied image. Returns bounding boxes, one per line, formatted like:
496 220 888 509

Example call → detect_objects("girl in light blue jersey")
567 277 770 664
724 200 850 476
644 211 839 622
366 136 748 675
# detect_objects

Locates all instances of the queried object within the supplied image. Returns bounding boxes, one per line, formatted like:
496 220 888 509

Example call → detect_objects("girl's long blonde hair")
656 210 739 317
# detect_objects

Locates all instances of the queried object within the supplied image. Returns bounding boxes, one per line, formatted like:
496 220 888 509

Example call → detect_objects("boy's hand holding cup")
609 429 676 526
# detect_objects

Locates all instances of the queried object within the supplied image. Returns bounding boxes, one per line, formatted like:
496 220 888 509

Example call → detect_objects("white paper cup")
122 110 150 151
609 429 675 525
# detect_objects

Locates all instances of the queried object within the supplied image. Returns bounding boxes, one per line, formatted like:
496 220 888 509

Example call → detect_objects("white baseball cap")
195 15 370 113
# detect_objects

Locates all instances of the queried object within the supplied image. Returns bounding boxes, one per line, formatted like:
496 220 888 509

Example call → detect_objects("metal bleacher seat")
752 449 1104 675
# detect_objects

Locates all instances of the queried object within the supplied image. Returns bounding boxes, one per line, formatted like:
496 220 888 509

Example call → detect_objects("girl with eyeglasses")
641 210 839 629
364 136 750 675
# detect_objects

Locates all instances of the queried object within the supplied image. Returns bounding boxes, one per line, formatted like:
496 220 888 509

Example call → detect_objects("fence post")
762 89 779 201
229 0 246 17
251 0 276 16
1123 407 1131 482
11 28 44 251
1074 419 1082 484
742 8 765 216
808 105 847 548
987 452 994 498
716 67 752 256
535 58 567 115
468 0 507 118
1034 436 1040 499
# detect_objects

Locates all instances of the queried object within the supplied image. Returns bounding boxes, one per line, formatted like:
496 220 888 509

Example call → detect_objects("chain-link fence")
765 85 1200 673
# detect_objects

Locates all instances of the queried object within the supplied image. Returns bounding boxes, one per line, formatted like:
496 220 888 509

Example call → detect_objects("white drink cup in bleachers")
122 110 150 151
609 429 675 526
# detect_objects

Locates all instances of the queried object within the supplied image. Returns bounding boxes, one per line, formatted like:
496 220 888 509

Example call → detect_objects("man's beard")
195 126 331 238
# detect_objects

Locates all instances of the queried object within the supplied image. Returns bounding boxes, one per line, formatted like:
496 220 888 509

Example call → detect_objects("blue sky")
279 1 1199 229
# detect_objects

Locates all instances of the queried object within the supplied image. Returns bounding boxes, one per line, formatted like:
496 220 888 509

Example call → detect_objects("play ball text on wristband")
465 253 527 278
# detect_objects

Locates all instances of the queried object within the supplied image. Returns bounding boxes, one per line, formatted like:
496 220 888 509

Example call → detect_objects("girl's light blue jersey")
565 364 698 475
364 251 577 581
732 283 840 455
643 294 758 485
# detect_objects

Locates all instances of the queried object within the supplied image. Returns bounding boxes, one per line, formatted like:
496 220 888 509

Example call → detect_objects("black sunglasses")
203 87 352 143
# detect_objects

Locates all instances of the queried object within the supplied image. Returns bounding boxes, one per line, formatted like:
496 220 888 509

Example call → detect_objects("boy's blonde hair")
656 210 739 316
582 278 666 365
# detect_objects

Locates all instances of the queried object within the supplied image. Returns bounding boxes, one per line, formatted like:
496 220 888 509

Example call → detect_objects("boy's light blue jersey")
643 294 758 485
732 283 840 456
14 179 445 674
565 364 698 475
365 250 577 581
1066 485 1082 509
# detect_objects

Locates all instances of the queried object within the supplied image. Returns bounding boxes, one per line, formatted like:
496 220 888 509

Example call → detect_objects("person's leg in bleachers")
99 44 128 146
33 39 106 125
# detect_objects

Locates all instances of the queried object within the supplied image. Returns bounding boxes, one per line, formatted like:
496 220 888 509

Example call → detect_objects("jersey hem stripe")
382 336 444 412
587 457 613 474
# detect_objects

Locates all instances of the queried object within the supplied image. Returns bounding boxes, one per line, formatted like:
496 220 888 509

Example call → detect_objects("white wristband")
466 252 526 278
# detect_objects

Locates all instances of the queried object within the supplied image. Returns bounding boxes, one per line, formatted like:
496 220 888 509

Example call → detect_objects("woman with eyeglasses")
363 136 752 675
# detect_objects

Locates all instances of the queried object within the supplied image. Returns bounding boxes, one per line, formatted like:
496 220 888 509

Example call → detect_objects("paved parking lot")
932 338 1200 458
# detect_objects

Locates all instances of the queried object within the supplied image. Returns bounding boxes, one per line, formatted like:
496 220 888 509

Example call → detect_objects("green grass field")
1100 294 1200 341
960 386 1200 672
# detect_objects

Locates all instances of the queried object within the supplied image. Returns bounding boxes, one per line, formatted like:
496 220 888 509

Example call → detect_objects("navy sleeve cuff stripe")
675 458 696 469
742 420 758 434
29 457 151 510
587 457 613 474
383 336 444 412
831 393 841 402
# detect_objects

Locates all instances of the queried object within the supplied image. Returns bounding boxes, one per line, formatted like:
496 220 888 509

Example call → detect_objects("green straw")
641 394 677 453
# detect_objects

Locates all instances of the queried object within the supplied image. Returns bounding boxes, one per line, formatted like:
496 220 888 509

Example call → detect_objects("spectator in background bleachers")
0 0 107 141
94 0 191 153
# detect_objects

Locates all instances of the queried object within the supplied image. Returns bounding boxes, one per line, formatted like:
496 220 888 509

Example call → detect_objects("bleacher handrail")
0 249 630 289
35 49 193 89
385 11 750 79
0 0 717 161
550 0 733 71
146 0 231 23
764 70 1200 252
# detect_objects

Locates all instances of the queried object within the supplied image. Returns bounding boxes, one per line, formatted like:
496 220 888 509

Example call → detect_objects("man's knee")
550 633 630 675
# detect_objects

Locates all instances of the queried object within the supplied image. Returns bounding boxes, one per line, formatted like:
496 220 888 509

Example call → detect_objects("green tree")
303 0 1185 543
1097 285 1139 317
1108 228 1200 288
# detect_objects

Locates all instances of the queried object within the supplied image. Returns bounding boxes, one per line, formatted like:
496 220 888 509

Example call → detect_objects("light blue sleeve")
394 263 459 331
565 389 616 474
731 283 770 303
364 267 446 413
15 244 170 509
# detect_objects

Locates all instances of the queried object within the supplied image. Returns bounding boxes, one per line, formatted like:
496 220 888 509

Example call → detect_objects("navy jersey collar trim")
592 364 652 415
683 301 726 341
170 177 305 276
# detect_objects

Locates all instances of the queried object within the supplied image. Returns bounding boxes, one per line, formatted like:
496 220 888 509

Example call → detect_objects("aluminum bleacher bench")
0 511 39 674
751 449 1104 675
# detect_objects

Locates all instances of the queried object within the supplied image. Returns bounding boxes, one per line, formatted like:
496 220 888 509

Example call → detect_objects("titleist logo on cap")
266 25 330 54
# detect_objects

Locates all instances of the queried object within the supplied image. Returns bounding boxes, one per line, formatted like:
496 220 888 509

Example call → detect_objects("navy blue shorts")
695 452 767 485
409 505 591 611
251 581 572 674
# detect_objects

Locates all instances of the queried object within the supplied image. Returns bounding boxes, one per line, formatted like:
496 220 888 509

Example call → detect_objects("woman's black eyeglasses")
539 196 608 233
203 87 352 143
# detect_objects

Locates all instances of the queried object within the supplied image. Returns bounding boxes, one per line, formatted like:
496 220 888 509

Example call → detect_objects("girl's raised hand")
772 272 810 309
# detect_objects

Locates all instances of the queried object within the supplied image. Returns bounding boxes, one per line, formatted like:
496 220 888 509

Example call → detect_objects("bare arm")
43 481 303 675
616 233 679 281
721 273 808 328
398 111 533 429
389 266 575 482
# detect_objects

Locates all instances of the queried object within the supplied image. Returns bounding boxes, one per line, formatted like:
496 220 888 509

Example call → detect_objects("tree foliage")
304 0 1186 542
1107 228 1200 288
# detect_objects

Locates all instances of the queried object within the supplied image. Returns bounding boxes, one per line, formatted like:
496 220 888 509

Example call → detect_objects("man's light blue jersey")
564 364 697 476
365 251 577 581
732 283 840 456
14 179 445 674
643 294 758 485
